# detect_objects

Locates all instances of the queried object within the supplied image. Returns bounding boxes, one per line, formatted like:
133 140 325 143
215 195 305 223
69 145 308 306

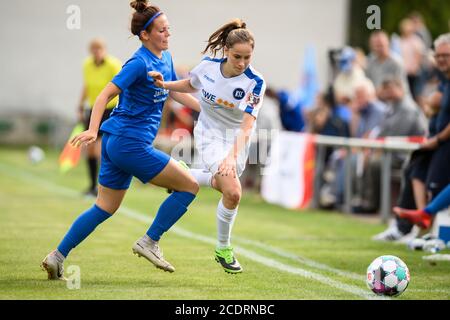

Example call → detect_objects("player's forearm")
164 79 197 93
169 91 201 112
88 83 119 132
88 97 107 133
229 114 255 159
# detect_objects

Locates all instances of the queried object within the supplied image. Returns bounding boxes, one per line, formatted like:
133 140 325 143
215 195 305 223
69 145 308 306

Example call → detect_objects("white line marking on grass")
233 236 364 281
0 162 388 300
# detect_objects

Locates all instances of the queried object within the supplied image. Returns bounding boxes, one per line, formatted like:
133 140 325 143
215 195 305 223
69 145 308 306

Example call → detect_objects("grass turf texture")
0 146 449 300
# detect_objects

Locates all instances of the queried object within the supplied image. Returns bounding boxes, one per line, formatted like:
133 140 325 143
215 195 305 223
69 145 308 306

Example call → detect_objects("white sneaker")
132 236 175 273
41 250 66 280
372 219 405 242
372 220 420 243
372 226 404 242
396 226 420 244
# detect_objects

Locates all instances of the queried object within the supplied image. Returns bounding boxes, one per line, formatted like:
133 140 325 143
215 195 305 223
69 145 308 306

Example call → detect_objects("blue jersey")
100 45 177 143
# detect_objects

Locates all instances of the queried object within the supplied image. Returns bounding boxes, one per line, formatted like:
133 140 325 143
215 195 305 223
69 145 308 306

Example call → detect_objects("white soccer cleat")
41 250 66 281
132 236 175 273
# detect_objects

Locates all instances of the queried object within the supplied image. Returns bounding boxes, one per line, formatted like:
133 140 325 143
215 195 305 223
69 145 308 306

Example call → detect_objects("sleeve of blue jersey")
168 54 178 82
111 57 145 92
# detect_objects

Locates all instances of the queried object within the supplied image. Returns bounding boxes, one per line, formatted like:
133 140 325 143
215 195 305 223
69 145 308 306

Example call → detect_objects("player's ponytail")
130 0 162 38
202 19 255 57
130 0 148 12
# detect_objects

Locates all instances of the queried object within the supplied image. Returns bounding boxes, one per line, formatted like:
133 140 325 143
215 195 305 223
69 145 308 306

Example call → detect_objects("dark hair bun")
130 0 148 13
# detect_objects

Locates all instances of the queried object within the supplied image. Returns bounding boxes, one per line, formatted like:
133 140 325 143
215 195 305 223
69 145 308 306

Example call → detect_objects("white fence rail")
312 135 422 223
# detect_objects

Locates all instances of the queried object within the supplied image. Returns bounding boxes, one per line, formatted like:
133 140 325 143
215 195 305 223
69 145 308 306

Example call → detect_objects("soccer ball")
28 146 45 164
366 255 410 296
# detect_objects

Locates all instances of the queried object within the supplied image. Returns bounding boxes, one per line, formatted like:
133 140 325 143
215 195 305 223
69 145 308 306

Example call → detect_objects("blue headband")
140 11 163 34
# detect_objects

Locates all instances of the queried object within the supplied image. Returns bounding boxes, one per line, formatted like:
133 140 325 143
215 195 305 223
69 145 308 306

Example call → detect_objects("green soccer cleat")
167 160 190 194
215 247 243 274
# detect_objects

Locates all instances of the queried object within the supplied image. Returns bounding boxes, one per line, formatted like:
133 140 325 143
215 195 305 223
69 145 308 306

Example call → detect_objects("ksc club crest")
233 88 245 100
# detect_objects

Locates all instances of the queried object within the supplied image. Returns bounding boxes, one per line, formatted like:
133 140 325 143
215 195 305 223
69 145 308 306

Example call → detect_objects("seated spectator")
333 46 369 106
349 79 387 138
355 76 427 212
366 30 411 99
318 80 387 209
307 88 350 137
371 77 427 138
307 88 351 209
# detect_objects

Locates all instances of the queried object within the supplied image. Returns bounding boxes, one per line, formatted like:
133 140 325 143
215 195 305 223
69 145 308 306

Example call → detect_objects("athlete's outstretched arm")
149 72 198 93
218 113 255 177
71 82 121 147
169 91 201 112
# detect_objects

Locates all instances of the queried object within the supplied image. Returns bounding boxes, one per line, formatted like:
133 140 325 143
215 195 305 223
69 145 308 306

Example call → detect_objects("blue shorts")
99 133 171 190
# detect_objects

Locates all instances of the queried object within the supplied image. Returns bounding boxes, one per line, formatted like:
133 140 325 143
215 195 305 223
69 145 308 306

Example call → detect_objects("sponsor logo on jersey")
233 88 245 100
201 89 235 109
202 89 217 105
203 74 215 83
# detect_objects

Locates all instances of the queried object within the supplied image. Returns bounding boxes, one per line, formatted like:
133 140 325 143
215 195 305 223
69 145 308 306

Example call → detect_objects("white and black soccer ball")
366 255 410 296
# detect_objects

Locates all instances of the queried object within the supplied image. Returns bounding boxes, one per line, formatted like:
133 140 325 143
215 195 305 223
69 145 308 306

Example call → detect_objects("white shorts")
193 124 251 177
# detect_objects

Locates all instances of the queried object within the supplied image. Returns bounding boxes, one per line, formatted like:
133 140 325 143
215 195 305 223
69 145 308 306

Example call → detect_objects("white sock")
216 198 238 249
189 168 213 187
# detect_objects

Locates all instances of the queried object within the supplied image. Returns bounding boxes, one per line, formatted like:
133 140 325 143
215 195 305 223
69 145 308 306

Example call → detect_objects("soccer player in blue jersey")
41 0 200 279
150 19 266 273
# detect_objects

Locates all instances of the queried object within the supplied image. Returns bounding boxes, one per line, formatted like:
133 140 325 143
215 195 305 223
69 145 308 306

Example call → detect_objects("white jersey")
189 57 266 175
190 57 266 138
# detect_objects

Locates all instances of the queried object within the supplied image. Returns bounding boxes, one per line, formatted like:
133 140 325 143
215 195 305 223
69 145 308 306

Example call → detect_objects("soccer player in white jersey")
150 18 265 273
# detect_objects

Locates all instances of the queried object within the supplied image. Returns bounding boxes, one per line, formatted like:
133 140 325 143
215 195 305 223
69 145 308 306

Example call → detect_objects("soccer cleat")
372 225 405 242
393 207 432 229
167 160 190 194
214 247 243 274
41 250 66 281
132 236 175 273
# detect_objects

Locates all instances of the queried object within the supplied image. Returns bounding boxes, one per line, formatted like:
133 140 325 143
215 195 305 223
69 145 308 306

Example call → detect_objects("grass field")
0 146 449 300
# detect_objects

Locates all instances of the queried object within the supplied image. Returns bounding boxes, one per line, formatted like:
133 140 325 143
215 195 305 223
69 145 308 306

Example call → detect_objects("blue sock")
57 204 112 257
425 184 450 215
147 191 196 241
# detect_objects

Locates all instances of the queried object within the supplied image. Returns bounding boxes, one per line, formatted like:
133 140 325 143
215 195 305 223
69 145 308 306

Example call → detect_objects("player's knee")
186 178 199 195
95 202 118 215
223 188 241 206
